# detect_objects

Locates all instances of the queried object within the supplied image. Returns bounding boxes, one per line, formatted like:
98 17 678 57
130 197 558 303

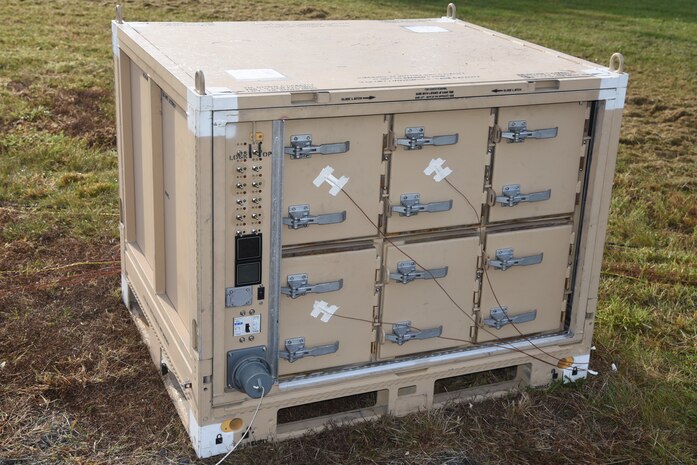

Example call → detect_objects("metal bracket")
495 184 551 207
389 260 448 284
488 248 543 271
280 273 343 299
194 69 206 95
395 127 459 150
483 307 538 330
284 134 350 159
500 120 558 143
279 337 339 363
391 193 453 217
282 204 346 230
385 321 443 345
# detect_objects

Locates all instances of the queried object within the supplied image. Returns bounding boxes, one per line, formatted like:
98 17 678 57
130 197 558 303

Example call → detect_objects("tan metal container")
112 4 627 458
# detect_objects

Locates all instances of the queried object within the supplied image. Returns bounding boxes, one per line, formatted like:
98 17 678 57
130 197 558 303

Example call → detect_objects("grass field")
1 0 695 463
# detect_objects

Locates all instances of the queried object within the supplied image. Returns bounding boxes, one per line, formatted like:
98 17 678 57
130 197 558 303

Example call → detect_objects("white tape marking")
403 25 449 33
311 300 339 323
424 158 452 182
226 68 286 81
313 166 349 196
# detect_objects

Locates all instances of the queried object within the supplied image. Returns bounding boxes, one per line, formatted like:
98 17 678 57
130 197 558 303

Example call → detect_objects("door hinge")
284 134 350 159
483 307 537 329
279 337 339 363
282 204 346 229
280 273 343 299
395 127 458 150
391 193 453 217
389 260 448 284
499 120 558 143
385 321 442 345
488 248 543 271
494 184 551 207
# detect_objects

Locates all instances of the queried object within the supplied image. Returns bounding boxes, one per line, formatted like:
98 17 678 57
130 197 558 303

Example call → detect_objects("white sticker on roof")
226 68 286 81
403 25 449 33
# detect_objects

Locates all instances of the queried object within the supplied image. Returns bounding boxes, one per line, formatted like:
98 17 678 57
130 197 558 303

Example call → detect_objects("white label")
403 25 449 33
226 68 286 81
233 315 262 336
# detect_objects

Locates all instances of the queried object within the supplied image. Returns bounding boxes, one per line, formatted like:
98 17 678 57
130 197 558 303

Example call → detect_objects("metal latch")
284 134 350 159
279 337 339 363
281 273 343 299
385 321 443 345
483 307 538 329
488 248 543 271
389 260 448 284
282 204 346 230
495 184 551 207
395 127 459 150
391 193 453 217
500 120 558 143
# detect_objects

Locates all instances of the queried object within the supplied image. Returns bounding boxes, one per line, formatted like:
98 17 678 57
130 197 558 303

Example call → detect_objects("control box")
112 5 626 458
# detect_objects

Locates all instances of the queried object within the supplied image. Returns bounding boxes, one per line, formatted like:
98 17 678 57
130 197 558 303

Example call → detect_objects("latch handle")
282 204 347 230
389 260 448 284
483 307 538 330
284 134 350 159
391 193 453 217
385 321 443 345
488 248 543 271
396 127 459 150
495 184 552 207
279 337 339 363
500 120 558 143
281 273 343 299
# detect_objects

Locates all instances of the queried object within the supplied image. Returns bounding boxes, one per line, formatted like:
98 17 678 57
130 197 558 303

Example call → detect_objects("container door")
282 116 385 246
489 102 588 222
278 247 379 376
379 236 479 359
387 110 490 234
477 224 572 342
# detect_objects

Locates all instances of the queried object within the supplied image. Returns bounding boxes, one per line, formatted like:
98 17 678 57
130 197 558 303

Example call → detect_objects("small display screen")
236 262 261 286
236 235 262 260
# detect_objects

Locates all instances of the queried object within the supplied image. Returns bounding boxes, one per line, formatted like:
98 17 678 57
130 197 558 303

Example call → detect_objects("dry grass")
1 0 695 464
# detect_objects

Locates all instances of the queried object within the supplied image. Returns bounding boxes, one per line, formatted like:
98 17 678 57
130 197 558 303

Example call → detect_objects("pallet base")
123 275 590 459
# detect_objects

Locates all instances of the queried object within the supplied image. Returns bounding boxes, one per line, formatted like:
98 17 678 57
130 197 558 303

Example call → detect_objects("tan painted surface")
489 102 588 222
278 247 379 375
124 20 609 95
387 110 489 232
478 224 573 342
380 236 478 358
282 116 385 245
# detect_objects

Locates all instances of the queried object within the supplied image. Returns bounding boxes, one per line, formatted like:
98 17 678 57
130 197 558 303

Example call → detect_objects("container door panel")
379 236 479 359
387 110 490 233
489 103 587 222
478 224 572 342
283 116 385 246
278 247 379 376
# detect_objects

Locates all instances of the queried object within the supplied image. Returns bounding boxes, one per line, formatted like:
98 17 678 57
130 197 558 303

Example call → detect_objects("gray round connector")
232 356 273 398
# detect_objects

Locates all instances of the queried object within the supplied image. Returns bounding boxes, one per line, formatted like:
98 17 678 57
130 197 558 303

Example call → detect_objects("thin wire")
338 187 587 372
214 386 265 465
443 178 587 366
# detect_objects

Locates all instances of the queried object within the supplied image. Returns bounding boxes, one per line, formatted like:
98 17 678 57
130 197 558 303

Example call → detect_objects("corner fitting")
115 4 123 24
